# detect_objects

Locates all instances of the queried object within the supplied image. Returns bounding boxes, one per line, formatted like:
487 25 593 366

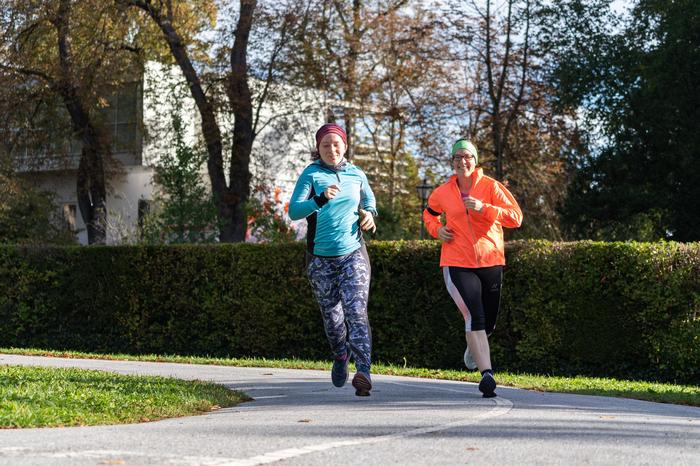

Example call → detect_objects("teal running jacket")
289 159 377 256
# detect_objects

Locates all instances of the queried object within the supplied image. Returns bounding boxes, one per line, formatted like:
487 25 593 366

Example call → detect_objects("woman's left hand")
464 196 483 212
359 209 376 233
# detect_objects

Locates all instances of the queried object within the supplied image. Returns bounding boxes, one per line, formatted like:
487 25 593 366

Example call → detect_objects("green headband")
451 139 478 164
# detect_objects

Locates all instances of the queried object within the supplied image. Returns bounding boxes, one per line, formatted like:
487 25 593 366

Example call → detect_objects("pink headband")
315 124 347 151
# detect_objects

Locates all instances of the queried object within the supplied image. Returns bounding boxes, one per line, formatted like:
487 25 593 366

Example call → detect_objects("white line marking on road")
0 357 516 465
0 397 513 466
217 395 513 466
0 448 247 465
232 386 288 391
382 380 476 393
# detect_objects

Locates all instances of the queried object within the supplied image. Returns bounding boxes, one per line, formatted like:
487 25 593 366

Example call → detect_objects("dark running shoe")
478 372 497 398
352 371 372 397
331 353 350 387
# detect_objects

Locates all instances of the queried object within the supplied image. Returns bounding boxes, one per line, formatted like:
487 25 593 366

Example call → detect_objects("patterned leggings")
306 246 372 373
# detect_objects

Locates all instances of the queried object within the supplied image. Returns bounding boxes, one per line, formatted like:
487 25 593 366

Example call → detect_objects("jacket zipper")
321 163 342 187
465 210 481 266
460 180 481 266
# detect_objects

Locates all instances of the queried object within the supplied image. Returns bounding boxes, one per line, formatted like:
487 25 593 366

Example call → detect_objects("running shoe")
351 371 372 397
331 352 349 387
463 344 478 370
478 372 497 398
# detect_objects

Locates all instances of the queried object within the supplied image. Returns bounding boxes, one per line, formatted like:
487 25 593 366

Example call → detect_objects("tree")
0 70 65 168
0 0 144 244
141 97 219 243
285 1 452 238
550 0 700 241
246 184 297 243
0 172 75 245
452 0 534 182
119 0 299 242
286 0 412 161
439 0 576 239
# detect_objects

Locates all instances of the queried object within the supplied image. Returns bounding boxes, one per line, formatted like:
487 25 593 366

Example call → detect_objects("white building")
14 62 325 244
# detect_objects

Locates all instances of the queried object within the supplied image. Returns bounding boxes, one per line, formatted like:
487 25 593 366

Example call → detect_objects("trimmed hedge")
0 240 698 384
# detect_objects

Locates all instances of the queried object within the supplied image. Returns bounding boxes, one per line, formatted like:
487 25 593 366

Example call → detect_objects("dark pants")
444 265 503 333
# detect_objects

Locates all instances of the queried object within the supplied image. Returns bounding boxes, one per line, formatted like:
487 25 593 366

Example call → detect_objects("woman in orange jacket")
423 139 522 398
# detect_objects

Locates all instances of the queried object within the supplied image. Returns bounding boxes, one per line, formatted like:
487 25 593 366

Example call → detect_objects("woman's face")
319 133 346 166
452 148 476 177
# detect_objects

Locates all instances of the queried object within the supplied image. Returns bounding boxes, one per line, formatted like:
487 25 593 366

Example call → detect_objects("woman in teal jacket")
289 123 377 396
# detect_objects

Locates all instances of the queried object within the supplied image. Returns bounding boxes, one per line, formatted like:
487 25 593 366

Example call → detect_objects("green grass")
2 347 699 407
0 364 249 428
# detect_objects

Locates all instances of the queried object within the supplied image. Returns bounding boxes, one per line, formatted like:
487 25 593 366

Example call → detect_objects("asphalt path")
1 354 699 465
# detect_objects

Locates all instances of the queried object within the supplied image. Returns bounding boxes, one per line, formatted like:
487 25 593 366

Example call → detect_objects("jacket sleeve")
288 170 328 220
481 181 523 228
422 189 444 238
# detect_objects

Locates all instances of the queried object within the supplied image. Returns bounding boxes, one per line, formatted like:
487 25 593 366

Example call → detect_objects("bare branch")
253 12 293 135
502 0 531 157
0 63 54 84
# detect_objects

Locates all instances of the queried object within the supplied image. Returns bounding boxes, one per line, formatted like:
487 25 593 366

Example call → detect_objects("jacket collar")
315 157 349 172
449 167 484 188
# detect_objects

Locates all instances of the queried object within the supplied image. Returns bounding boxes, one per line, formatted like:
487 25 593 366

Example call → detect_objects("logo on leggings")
490 283 500 292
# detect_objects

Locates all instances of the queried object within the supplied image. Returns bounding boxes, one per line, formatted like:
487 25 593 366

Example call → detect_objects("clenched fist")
324 184 341 200
359 209 376 233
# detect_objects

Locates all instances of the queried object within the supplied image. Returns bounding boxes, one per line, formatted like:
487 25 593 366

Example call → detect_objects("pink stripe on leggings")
443 267 472 331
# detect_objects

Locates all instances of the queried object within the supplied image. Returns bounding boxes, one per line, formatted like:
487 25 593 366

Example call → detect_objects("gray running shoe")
463 345 477 370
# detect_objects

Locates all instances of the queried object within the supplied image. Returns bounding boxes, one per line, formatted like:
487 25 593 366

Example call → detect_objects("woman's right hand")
324 184 341 200
437 226 454 242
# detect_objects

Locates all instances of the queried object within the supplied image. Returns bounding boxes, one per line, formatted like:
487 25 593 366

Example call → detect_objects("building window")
11 81 141 165
62 204 77 231
99 82 141 153
138 199 151 230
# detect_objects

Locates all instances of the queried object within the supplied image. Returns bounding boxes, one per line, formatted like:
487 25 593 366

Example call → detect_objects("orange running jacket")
423 168 522 268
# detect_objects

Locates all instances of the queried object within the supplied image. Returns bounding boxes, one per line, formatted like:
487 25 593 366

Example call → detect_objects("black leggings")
443 265 503 334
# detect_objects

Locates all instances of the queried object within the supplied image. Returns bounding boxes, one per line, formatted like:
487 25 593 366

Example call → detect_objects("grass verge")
2 347 699 407
0 364 248 428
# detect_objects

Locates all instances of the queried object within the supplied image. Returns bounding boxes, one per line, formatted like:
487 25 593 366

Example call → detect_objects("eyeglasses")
452 154 475 162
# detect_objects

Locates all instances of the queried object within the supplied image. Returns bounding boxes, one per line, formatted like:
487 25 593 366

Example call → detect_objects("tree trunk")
483 0 529 182
56 0 108 244
76 150 106 244
125 0 257 243
343 0 362 161
221 0 256 242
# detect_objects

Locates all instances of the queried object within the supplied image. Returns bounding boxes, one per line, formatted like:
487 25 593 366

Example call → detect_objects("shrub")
0 240 697 384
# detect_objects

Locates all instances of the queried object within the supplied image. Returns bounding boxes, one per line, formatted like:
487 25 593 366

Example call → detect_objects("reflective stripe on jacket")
423 169 522 268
